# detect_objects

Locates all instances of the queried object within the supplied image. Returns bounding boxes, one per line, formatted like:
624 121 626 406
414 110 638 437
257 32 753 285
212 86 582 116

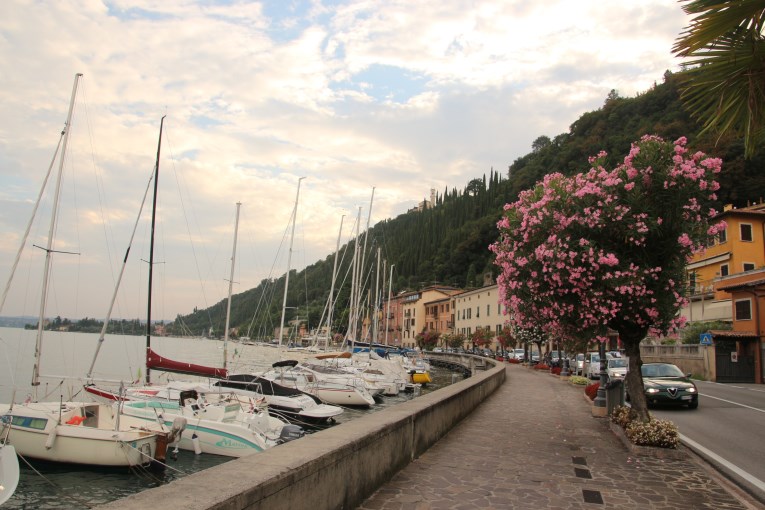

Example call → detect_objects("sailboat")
84 189 303 456
0 74 170 468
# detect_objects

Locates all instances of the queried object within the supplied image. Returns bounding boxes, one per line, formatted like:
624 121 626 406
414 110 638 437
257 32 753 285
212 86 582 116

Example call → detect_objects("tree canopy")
491 135 724 421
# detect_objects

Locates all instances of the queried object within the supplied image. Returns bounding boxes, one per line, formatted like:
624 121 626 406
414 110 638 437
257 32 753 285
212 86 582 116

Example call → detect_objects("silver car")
584 352 602 379
606 357 628 380
574 353 585 375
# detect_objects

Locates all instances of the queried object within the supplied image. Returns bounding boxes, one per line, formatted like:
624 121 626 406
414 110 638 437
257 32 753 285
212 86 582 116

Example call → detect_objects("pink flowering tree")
491 136 723 422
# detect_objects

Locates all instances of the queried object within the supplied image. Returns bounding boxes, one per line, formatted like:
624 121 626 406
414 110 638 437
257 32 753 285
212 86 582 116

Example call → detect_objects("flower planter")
608 421 688 460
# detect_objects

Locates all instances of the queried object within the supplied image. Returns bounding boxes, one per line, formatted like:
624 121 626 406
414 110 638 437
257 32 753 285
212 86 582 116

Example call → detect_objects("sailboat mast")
354 188 375 341
347 207 362 345
145 115 165 385
223 202 242 370
325 215 344 348
278 177 305 348
31 72 82 394
372 247 381 348
385 264 394 345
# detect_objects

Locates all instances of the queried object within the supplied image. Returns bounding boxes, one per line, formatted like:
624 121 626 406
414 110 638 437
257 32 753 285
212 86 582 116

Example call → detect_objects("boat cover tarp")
146 348 228 378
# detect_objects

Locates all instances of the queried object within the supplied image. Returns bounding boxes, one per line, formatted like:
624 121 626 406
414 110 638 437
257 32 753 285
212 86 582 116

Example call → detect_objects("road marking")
681 434 765 494
699 394 765 413
705 382 765 394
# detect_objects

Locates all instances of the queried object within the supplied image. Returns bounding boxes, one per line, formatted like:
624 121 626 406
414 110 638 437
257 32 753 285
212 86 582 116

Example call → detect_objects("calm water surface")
0 327 458 509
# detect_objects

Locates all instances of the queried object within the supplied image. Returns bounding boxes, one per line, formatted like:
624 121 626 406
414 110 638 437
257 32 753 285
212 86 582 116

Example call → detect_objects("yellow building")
400 285 461 347
452 283 506 351
684 203 765 323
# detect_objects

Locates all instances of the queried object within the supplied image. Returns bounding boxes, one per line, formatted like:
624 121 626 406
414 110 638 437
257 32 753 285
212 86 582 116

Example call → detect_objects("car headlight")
646 388 660 394
686 387 697 393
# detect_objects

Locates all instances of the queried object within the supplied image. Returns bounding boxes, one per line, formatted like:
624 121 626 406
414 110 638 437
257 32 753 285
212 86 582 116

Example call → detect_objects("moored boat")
0 401 166 467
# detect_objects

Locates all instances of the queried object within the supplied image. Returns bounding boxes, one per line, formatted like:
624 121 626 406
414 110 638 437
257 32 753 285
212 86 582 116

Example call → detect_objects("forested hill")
167 71 765 339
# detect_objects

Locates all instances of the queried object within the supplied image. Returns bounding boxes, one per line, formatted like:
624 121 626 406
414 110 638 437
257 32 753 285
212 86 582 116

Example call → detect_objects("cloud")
0 0 689 320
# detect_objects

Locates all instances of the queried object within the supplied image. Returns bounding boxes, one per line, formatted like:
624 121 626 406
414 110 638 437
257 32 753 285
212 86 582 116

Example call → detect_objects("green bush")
568 375 589 385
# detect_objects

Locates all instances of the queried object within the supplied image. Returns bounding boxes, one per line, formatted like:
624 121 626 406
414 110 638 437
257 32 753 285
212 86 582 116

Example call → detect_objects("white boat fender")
45 427 58 450
191 433 201 455
0 444 20 505
169 417 187 446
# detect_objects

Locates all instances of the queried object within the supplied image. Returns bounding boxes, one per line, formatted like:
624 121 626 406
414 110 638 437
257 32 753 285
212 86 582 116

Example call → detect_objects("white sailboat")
0 74 170 469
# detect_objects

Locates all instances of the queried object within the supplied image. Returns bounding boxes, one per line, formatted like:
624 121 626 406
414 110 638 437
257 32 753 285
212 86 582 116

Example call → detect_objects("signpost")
699 333 713 345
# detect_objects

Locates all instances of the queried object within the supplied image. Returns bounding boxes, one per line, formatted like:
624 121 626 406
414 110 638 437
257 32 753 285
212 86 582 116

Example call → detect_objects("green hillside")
165 71 765 340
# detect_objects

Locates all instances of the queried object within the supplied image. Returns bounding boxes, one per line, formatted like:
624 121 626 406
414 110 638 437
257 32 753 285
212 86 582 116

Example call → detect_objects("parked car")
631 363 698 409
530 352 540 365
606 357 628 380
574 353 585 375
512 349 525 361
584 351 602 379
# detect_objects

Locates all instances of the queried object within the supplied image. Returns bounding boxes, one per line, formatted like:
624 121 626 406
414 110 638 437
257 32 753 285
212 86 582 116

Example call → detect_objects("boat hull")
0 403 157 467
118 401 272 458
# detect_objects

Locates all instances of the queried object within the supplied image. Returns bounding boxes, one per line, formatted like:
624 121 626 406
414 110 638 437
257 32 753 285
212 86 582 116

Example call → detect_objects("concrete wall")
640 344 716 381
98 360 505 510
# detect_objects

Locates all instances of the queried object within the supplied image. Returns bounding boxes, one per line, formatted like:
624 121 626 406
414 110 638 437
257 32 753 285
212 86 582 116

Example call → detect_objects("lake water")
0 327 456 509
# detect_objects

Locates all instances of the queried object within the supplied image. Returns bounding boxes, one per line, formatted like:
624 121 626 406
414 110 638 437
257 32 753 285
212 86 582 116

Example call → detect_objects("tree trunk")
621 331 650 423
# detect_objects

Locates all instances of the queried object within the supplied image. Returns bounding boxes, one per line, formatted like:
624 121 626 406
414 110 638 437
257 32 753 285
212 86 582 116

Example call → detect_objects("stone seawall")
98 361 506 510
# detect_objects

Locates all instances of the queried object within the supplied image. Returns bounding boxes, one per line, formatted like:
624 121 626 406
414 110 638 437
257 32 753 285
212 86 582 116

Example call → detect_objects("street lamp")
593 341 607 408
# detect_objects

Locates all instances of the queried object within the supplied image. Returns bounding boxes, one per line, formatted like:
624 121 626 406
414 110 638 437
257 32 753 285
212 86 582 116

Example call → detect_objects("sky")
0 0 692 322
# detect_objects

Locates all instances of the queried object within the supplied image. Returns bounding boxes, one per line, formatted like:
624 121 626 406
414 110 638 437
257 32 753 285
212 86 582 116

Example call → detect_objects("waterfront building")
452 281 505 352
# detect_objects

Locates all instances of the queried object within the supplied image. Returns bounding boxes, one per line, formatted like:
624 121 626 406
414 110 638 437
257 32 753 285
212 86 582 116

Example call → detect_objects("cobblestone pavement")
357 364 758 510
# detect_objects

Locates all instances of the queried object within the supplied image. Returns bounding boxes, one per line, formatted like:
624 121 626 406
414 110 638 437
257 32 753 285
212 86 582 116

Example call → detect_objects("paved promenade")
358 364 758 510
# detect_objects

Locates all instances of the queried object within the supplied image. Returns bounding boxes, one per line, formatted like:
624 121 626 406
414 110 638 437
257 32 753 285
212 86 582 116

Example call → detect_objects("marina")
0 327 460 509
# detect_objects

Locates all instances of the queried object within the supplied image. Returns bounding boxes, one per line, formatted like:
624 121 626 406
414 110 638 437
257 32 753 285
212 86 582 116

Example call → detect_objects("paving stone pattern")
357 364 749 510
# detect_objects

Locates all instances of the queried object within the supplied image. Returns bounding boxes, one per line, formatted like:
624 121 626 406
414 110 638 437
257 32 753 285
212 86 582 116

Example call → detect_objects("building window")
743 262 756 272
720 264 729 277
735 299 752 321
689 272 696 294
740 223 753 242
476 307 480 318
487 304 490 317
719 228 727 243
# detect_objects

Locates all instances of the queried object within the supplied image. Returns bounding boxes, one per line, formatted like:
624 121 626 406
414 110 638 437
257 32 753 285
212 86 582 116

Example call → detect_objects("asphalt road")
651 381 765 504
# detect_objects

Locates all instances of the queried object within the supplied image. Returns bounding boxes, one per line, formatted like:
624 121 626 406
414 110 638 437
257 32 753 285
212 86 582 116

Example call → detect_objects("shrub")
610 405 639 429
625 419 679 449
551 366 561 375
534 363 550 370
610 405 680 449
585 382 600 400
507 358 520 364
568 375 589 385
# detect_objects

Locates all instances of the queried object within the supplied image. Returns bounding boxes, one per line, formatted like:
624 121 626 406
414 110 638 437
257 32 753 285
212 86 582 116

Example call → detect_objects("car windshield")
641 364 685 378
576 354 584 361
608 359 627 368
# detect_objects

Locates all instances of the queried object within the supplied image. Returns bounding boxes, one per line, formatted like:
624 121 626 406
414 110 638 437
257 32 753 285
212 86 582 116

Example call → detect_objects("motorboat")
261 361 376 407
212 374 343 425
117 389 303 458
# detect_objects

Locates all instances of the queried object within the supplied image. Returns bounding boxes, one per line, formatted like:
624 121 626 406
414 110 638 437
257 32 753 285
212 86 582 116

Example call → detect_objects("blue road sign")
699 333 713 345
